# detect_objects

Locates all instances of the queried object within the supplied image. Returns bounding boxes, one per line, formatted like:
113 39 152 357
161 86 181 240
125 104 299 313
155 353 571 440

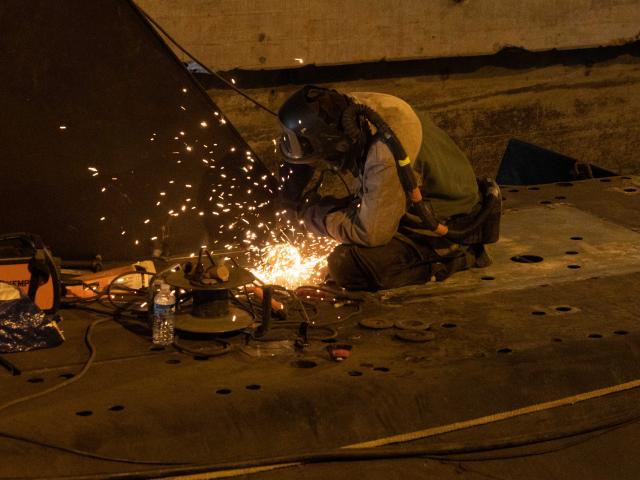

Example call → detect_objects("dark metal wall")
0 0 275 261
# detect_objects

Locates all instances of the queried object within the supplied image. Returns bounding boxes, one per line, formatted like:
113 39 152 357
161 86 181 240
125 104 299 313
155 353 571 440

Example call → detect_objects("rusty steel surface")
1 176 640 479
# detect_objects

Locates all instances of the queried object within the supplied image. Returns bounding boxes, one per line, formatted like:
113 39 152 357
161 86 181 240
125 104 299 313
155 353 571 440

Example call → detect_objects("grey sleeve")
322 142 407 247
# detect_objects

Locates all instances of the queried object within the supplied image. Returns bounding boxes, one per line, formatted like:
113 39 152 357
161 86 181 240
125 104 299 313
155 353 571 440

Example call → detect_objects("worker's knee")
327 245 373 291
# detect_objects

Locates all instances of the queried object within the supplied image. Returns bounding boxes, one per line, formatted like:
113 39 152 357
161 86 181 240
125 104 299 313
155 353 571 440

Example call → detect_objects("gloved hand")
276 163 316 213
301 195 353 236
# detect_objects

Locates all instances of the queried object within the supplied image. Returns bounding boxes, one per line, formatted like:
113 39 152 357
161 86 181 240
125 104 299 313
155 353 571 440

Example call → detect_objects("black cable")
22 409 640 480
132 2 278 117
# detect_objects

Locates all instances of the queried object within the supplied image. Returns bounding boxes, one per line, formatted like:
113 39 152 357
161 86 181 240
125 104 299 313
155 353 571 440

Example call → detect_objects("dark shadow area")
194 41 640 89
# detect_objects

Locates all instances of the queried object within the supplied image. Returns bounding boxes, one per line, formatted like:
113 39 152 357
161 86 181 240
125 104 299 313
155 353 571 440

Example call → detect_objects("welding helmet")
277 86 355 167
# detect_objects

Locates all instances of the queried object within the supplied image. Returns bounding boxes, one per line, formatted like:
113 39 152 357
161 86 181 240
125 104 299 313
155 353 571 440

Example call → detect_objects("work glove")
276 163 316 213
301 195 353 236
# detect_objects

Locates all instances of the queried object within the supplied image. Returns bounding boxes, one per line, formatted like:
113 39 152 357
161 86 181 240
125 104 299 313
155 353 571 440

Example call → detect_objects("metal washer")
359 317 395 329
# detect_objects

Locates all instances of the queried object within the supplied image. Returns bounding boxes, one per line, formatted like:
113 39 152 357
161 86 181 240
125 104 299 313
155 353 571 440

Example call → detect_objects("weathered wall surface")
136 0 640 70
208 54 640 177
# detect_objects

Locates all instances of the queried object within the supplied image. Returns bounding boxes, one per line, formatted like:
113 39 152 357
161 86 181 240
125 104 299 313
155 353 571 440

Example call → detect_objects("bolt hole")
622 176 632 179
600 178 612 182
108 405 125 411
497 348 512 354
216 389 232 395
246 384 261 390
193 355 209 361
150 346 165 352
511 255 544 263
588 333 603 339
552 338 563 342
555 306 573 312
540 200 552 205
292 360 317 369
374 367 390 372
528 187 540 190
624 188 638 193
508 189 519 193
348 371 363 376
555 195 567 200
75 410 93 417
570 236 583 240
481 276 495 281
166 359 181 364
27 377 44 383
59 373 75 380
565 251 579 255
614 330 629 335
441 323 457 328
567 264 581 269
531 311 546 316
556 182 574 187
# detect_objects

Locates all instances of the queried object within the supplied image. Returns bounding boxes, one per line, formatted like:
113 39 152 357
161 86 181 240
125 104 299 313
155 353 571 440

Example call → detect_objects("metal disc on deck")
395 330 436 343
174 306 254 333
359 318 394 329
394 319 432 331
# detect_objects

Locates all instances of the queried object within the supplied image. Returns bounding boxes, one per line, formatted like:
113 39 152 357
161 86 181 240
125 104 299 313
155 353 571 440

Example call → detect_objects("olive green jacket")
321 92 480 247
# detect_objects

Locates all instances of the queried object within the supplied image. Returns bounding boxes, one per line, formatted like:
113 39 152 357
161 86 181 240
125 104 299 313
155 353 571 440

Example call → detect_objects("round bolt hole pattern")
624 188 638 193
481 276 495 281
292 360 317 369
59 373 75 380
246 384 261 390
565 251 579 255
75 410 93 417
511 255 544 263
540 200 552 205
552 338 563 342
28 377 44 383
528 187 540 190
567 264 581 269
374 367 390 372
531 311 546 316
508 189 519 193
108 405 125 412
216 389 232 395
570 236 583 240
614 330 629 335
497 348 512 354
348 371 363 377
149 346 165 352
588 333 603 339
556 182 574 187
555 196 567 200
193 355 209 361
166 359 181 364
441 323 457 328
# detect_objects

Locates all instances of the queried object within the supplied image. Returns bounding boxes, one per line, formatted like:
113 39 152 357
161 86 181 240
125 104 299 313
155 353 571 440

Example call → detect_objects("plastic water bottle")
152 282 175 346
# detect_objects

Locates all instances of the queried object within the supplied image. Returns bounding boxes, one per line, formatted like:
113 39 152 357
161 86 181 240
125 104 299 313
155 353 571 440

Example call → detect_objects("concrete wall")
137 0 640 70
208 53 640 177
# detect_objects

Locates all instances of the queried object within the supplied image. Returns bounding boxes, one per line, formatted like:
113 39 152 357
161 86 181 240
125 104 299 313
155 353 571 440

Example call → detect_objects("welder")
277 86 500 291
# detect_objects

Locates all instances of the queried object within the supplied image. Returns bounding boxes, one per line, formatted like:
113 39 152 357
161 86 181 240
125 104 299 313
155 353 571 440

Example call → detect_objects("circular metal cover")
394 319 431 331
166 266 254 291
359 317 394 329
395 330 436 343
174 305 254 333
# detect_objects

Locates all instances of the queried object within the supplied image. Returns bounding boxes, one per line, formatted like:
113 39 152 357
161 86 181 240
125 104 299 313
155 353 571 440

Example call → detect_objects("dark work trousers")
327 236 477 291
